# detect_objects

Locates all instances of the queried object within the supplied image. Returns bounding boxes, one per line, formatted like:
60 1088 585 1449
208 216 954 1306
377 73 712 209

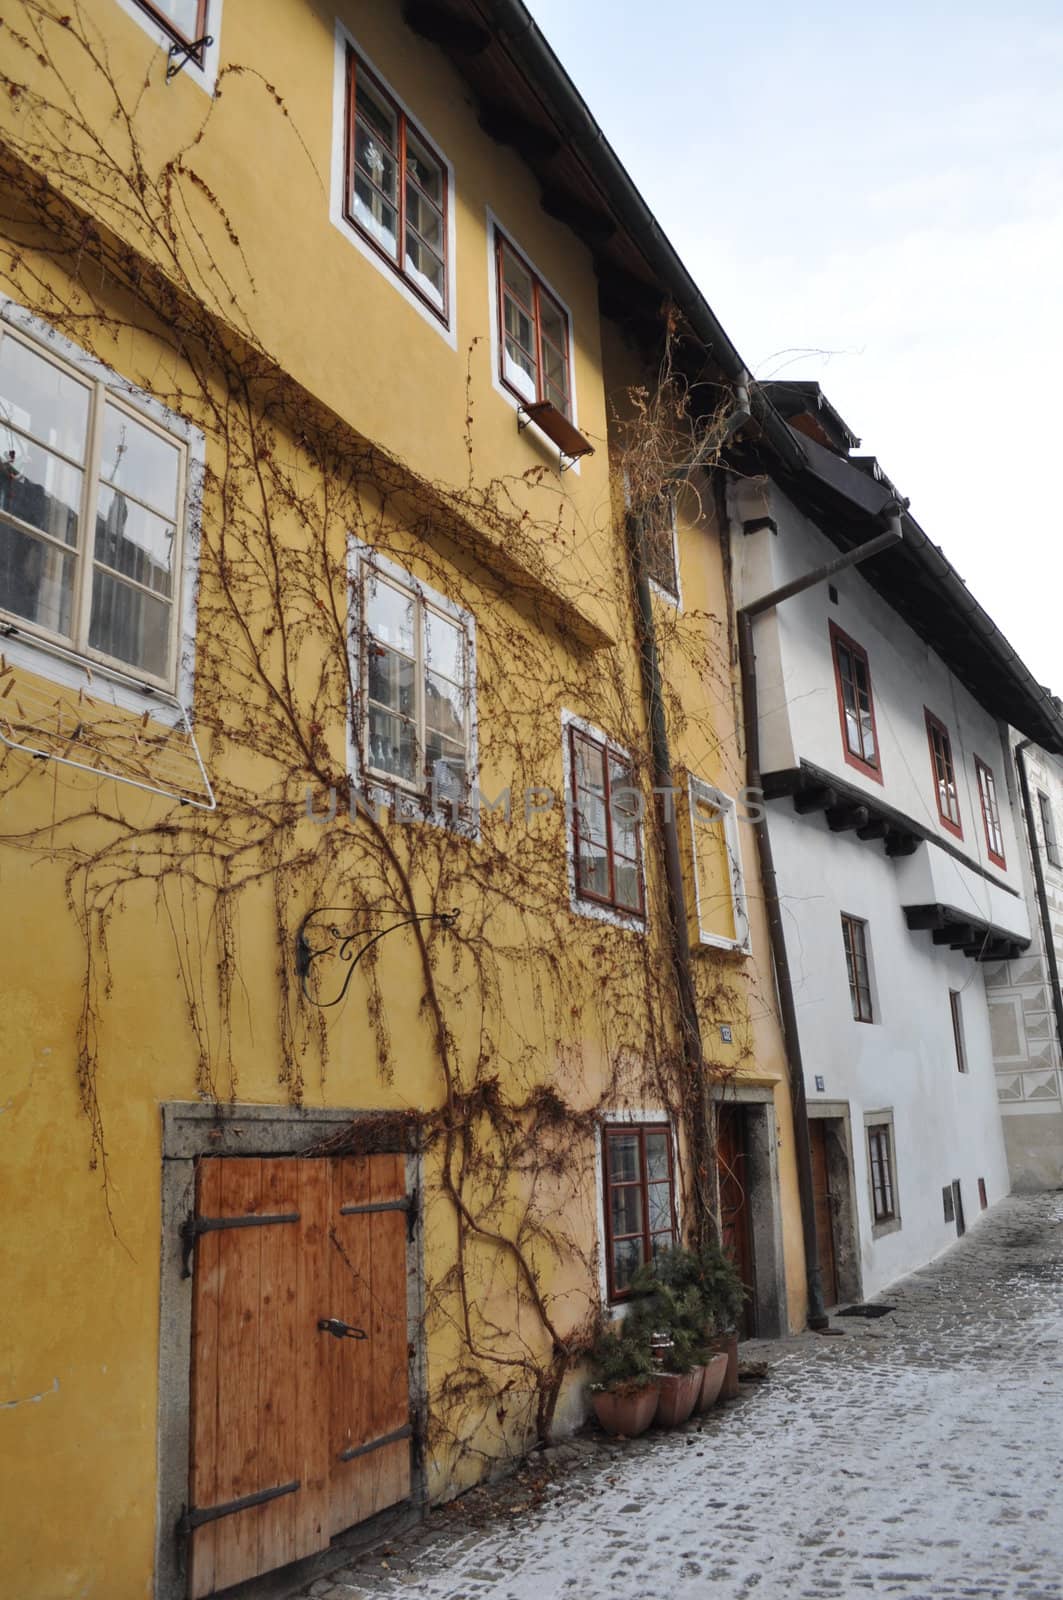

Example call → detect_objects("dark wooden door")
716 1106 755 1338
187 1155 411 1598
809 1121 839 1309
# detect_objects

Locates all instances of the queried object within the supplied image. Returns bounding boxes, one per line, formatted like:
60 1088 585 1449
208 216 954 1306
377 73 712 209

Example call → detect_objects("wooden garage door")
186 1155 411 1598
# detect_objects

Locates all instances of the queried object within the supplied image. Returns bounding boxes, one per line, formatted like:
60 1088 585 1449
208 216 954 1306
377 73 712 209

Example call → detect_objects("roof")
403 0 1063 754
761 381 861 455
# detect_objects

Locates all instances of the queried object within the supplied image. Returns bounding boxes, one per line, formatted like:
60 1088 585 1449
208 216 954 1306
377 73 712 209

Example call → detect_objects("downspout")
734 509 904 1330
1014 742 1063 1061
626 507 714 1244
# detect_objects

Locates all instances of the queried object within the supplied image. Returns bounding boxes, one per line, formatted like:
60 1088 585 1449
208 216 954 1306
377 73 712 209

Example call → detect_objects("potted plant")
587 1322 661 1438
690 1239 747 1401
626 1257 705 1427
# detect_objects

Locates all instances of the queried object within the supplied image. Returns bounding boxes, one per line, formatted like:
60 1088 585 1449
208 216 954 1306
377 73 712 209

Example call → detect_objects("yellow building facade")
0 2 806 1595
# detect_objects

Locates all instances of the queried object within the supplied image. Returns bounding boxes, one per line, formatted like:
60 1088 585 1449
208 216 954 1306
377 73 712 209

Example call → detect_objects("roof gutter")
479 0 806 474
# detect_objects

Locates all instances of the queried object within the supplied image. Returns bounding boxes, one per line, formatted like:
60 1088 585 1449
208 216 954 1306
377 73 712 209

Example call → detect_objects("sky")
526 0 1063 690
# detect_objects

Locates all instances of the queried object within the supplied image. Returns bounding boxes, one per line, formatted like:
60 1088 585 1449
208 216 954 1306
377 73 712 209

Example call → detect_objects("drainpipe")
735 511 904 1330
1014 742 1063 1062
626 508 714 1243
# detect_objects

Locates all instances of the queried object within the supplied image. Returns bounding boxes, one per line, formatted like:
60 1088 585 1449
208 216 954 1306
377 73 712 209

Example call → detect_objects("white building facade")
728 387 1063 1303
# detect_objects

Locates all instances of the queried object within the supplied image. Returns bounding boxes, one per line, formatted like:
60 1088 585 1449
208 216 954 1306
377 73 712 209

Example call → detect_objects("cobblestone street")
294 1193 1063 1600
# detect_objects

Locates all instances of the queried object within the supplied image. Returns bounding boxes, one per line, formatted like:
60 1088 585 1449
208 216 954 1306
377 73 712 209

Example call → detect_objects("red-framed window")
974 756 1006 868
602 1122 678 1300
569 725 644 918
867 1124 896 1223
949 989 968 1073
828 622 881 782
496 232 572 418
134 1 210 61
841 913 873 1022
344 50 449 324
925 709 963 838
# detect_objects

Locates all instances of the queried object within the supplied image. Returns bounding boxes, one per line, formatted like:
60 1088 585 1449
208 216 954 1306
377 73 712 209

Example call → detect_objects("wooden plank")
809 1125 838 1309
328 1156 375 1535
256 1159 300 1578
365 1153 410 1517
212 1158 265 1594
188 1158 222 1600
295 1159 331 1562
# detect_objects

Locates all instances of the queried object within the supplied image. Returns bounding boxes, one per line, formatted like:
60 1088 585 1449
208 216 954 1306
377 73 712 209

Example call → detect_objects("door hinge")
337 1190 419 1242
180 1210 300 1277
176 1479 300 1539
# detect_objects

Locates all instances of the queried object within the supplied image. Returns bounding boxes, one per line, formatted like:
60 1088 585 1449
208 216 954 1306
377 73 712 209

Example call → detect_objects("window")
568 724 644 918
925 709 962 837
496 232 571 418
975 756 1006 867
0 322 188 688
867 1123 896 1224
841 914 873 1022
1038 791 1061 868
950 989 968 1073
132 0 209 60
978 1177 988 1210
344 50 449 321
942 1184 955 1223
641 491 679 601
602 1122 677 1300
688 777 749 952
829 622 880 780
361 559 472 800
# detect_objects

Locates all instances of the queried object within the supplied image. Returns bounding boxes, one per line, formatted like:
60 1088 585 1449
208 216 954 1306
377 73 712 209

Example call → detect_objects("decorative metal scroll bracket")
295 907 460 1009
166 35 213 81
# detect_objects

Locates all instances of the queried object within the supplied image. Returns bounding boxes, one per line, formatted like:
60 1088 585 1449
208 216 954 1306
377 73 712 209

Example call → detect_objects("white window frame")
594 1109 682 1311
347 537 477 826
863 1108 901 1238
688 776 749 953
329 21 458 350
560 708 646 934
486 210 582 473
112 0 224 94
0 300 202 719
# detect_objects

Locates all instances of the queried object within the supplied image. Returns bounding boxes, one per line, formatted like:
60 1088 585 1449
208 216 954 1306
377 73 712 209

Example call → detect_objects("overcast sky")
526 0 1063 691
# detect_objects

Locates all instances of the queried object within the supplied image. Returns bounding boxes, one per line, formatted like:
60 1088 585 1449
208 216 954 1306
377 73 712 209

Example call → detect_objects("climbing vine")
0 0 775 1482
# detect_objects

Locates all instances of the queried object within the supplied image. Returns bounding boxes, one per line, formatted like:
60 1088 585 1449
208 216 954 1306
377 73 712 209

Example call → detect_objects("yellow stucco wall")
0 4 805 1597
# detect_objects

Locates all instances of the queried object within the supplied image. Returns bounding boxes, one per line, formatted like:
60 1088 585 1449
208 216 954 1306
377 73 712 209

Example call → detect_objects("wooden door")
186 1155 411 1598
716 1106 756 1338
808 1122 839 1309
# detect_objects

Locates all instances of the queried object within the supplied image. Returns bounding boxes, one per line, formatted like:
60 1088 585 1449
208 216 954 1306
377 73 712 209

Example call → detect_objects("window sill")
871 1216 902 1239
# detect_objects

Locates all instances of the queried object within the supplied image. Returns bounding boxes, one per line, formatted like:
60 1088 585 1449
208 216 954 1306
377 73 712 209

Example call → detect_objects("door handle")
318 1317 368 1340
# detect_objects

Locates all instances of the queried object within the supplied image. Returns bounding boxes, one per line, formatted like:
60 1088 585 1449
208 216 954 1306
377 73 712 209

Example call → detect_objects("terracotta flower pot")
590 1381 661 1438
654 1368 702 1427
696 1351 729 1412
711 1331 740 1400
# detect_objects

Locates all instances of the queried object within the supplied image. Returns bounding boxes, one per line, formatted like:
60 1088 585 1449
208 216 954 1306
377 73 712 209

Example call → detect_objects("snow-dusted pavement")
298 1193 1063 1600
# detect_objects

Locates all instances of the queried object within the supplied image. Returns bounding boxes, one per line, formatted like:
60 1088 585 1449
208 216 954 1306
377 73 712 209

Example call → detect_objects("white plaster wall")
734 493 1027 909
773 806 1011 1298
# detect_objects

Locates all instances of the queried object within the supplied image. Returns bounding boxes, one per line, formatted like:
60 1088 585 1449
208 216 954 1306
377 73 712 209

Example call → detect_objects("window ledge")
871 1216 902 1239
517 401 594 467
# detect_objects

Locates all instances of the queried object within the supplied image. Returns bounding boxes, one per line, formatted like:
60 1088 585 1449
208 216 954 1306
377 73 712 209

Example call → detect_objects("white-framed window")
642 489 681 605
351 543 475 809
688 777 749 952
113 0 223 91
330 23 457 348
0 317 192 692
863 1109 901 1237
561 710 645 931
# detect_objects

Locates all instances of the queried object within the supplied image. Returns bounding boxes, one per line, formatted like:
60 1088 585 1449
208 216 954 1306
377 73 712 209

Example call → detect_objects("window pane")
366 575 414 653
577 842 609 898
577 790 608 848
611 1235 643 1292
0 520 75 636
426 735 465 799
355 79 398 156
406 185 444 253
610 1183 642 1239
607 1132 639 1184
368 643 414 718
0 335 90 461
100 406 180 520
540 294 566 354
0 436 81 546
149 0 202 39
367 706 417 782
613 859 642 912
425 670 464 742
644 1132 669 1183
95 488 175 598
354 175 398 257
501 244 533 309
405 232 444 307
424 609 463 683
648 1183 672 1233
89 566 171 678
574 735 605 796
406 131 442 206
